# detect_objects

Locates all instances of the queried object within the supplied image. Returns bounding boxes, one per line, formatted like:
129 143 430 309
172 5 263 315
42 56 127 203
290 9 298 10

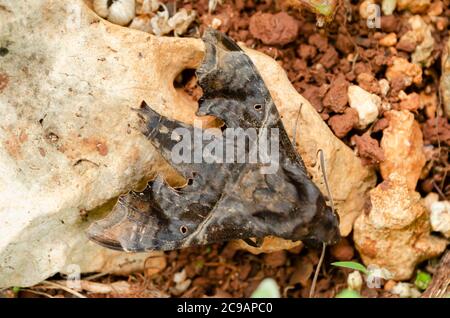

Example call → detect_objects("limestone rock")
429 201 450 238
386 57 422 89
0 0 375 287
380 110 426 190
398 16 435 67
93 0 136 26
348 85 381 128
0 0 204 288
353 173 447 280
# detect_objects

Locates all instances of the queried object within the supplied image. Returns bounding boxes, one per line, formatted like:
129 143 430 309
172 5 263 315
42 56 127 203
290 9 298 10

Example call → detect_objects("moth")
87 29 340 252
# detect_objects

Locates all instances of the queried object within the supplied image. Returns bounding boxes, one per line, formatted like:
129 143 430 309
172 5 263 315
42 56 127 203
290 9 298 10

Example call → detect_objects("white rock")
211 17 223 29
348 85 381 128
173 269 187 284
423 192 439 211
129 15 153 33
359 0 376 19
379 79 390 97
172 269 191 294
408 16 435 67
0 0 202 288
382 0 397 15
430 201 450 238
136 0 160 14
93 0 136 26
391 282 422 298
168 9 197 36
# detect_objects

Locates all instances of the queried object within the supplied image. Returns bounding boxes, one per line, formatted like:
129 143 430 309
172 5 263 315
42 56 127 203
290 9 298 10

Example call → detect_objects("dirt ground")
3 0 449 298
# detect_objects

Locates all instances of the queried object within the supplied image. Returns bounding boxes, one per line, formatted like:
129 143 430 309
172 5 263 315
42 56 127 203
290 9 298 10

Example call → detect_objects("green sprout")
414 271 432 291
12 286 21 294
251 278 281 298
335 288 361 298
331 261 369 275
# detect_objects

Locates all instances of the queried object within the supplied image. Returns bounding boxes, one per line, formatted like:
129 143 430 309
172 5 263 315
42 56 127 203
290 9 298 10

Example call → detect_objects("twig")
309 243 327 298
22 289 54 298
41 281 87 298
422 250 450 298
292 103 304 147
310 149 336 298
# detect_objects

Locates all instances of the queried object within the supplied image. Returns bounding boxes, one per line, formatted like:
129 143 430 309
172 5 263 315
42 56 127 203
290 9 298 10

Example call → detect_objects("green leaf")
12 287 21 294
414 271 432 291
335 289 361 298
251 278 281 298
331 261 368 274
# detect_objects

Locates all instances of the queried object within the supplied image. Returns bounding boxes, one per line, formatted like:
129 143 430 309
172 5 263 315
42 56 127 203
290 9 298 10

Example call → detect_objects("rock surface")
249 12 298 46
429 201 450 238
348 85 381 128
380 110 426 190
0 0 375 287
442 38 450 118
353 173 447 280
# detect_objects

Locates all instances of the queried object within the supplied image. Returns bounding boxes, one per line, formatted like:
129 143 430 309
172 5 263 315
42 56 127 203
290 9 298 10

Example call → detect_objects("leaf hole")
180 225 188 235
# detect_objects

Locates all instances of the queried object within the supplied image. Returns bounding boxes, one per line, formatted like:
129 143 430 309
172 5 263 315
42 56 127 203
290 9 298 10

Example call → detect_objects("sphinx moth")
87 29 340 252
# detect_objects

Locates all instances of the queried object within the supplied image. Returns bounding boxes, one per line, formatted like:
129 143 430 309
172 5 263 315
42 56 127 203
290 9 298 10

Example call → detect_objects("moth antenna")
317 149 336 215
309 149 336 298
291 103 303 147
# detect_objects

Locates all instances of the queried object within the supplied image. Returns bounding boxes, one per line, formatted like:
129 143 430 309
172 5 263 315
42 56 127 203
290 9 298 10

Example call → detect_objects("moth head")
303 203 341 248
87 192 196 252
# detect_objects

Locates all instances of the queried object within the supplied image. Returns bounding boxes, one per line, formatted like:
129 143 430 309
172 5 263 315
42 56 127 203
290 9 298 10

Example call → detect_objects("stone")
379 33 397 47
0 0 375 287
359 0 376 19
391 282 422 298
353 173 447 280
330 238 355 261
402 16 435 67
399 92 421 111
249 12 298 46
381 0 397 15
93 0 136 26
442 38 450 118
380 110 426 190
386 57 422 89
352 133 385 165
348 85 381 128
429 201 450 238
328 108 358 138
378 79 390 97
396 0 431 14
